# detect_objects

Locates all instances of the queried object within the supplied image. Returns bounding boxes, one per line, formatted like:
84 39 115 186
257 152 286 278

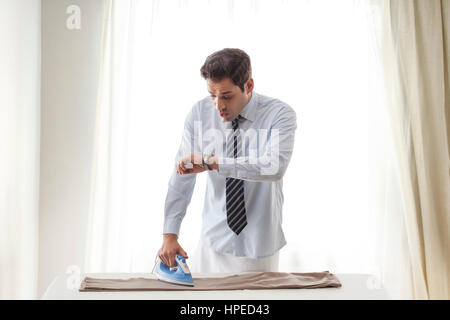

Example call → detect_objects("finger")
168 255 175 267
180 248 188 259
159 254 167 266
164 255 171 266
179 161 188 173
178 162 188 174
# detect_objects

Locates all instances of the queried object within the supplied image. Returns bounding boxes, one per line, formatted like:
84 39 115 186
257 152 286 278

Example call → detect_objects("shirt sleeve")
216 106 297 182
162 105 198 236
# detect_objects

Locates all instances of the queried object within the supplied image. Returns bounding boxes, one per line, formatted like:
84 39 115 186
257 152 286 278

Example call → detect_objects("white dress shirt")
163 91 297 258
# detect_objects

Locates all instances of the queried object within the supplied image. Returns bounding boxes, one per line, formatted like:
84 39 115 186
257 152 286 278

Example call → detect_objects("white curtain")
368 0 450 300
86 0 416 299
0 0 41 299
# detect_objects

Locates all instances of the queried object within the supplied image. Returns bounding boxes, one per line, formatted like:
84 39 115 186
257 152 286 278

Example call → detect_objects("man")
158 48 297 273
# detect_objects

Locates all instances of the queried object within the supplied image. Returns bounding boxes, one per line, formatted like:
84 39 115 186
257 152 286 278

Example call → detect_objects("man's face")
207 77 253 122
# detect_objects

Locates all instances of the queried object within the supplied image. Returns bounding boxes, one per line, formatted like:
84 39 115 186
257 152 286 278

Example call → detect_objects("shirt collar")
239 91 258 122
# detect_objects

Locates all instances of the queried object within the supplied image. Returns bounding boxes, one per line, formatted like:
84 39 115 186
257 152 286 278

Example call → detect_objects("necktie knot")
232 116 242 131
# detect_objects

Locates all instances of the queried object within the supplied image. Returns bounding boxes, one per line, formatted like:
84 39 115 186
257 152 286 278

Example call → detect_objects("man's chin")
221 114 232 121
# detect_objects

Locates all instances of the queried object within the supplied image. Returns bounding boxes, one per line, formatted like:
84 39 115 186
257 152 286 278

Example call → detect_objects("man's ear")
245 77 254 94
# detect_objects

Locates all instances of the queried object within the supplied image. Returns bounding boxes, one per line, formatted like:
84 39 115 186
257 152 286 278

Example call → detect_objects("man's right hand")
158 233 189 267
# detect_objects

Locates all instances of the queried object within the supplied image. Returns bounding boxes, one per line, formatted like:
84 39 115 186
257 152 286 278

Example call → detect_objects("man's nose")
213 97 224 110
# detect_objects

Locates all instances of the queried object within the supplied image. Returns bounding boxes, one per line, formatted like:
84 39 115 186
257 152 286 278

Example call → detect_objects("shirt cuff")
163 217 182 236
217 156 237 177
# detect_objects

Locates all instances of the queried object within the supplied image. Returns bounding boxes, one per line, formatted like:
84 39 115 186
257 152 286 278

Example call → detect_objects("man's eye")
210 95 231 100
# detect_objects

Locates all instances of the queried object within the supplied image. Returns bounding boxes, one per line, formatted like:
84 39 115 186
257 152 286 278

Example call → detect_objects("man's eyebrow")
208 90 233 95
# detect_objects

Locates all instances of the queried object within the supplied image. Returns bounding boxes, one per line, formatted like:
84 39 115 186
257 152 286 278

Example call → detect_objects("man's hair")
200 48 252 92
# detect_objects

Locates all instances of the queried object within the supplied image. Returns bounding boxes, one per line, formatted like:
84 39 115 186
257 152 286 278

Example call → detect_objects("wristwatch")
202 153 214 170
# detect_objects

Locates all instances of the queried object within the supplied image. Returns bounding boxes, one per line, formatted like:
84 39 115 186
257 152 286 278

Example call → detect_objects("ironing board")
41 272 390 299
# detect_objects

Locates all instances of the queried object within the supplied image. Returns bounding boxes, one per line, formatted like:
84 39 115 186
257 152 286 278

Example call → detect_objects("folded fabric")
79 271 342 291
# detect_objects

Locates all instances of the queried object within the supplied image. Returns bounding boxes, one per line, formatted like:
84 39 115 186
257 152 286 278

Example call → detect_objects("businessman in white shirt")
158 48 297 273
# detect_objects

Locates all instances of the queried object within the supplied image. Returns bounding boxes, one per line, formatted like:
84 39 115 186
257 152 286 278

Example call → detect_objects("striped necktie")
225 115 247 235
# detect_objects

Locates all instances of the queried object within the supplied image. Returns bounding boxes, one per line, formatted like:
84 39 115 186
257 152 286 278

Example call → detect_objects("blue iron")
153 254 194 287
